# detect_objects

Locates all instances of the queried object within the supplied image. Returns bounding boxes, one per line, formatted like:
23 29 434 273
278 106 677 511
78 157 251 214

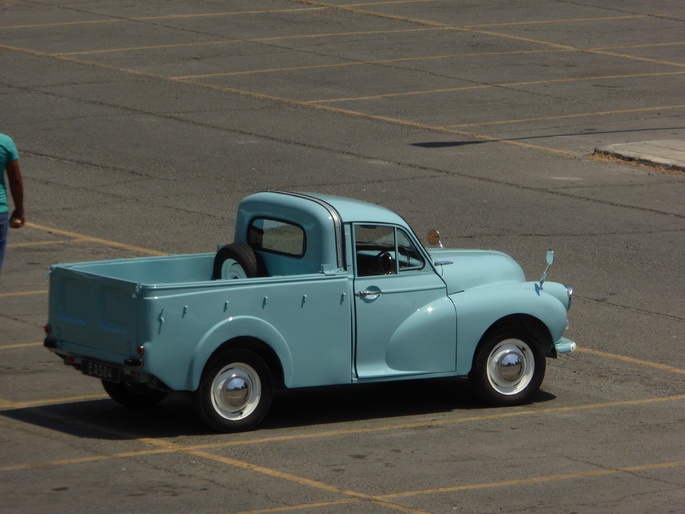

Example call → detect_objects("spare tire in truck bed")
212 243 259 280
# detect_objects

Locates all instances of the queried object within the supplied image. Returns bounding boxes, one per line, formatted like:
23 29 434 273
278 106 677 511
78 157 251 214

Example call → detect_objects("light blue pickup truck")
45 191 575 432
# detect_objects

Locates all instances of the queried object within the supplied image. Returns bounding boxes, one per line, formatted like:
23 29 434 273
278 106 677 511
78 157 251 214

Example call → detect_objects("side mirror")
539 249 555 287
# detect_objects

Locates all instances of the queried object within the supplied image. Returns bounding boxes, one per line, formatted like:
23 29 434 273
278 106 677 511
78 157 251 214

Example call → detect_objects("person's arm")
6 159 25 228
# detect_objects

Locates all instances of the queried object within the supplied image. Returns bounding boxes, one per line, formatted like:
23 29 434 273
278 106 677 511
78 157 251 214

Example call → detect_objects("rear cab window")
248 218 306 257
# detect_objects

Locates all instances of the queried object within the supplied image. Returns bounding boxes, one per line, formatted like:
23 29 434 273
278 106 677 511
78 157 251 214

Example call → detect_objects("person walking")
0 133 25 271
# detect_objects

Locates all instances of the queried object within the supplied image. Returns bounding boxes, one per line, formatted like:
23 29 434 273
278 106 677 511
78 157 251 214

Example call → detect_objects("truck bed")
48 253 216 362
47 253 354 390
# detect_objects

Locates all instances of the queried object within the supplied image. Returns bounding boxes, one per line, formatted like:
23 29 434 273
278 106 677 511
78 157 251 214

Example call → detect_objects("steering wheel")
374 251 395 274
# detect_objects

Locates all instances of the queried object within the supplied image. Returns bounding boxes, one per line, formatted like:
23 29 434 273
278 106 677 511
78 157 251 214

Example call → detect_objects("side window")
397 229 425 271
355 225 396 276
248 218 305 257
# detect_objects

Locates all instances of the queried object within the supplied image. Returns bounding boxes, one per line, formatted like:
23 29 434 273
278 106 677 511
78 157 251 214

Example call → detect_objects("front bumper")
555 337 576 354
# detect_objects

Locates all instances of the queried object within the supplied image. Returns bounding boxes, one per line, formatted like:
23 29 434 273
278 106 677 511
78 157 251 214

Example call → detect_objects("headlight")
565 285 573 310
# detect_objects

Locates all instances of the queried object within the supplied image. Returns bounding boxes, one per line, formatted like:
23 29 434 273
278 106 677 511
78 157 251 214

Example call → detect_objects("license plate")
81 359 121 383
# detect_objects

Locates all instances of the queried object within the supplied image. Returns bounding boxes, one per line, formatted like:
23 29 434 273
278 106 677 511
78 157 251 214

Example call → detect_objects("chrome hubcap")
211 363 261 420
497 351 524 382
487 339 535 395
224 375 249 406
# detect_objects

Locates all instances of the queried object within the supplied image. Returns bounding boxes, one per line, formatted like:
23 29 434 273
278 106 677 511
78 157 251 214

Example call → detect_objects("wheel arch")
474 314 554 367
205 336 285 390
187 316 293 391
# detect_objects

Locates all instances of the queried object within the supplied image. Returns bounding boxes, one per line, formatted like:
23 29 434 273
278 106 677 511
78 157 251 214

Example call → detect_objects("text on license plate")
82 360 121 383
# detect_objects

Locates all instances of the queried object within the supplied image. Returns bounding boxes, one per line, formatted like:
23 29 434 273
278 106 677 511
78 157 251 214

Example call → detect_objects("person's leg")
0 212 8 271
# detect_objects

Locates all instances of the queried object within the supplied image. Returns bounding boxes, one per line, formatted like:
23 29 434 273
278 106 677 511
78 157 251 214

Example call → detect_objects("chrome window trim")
271 191 345 270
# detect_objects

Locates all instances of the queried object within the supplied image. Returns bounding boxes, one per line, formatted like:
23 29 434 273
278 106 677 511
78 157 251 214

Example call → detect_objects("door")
353 224 457 379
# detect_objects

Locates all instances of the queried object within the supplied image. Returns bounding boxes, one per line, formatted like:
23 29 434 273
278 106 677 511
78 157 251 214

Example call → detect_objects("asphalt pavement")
1 1 684 513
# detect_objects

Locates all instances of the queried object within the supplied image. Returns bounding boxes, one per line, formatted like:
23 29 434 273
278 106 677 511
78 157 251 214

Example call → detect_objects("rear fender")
186 316 293 391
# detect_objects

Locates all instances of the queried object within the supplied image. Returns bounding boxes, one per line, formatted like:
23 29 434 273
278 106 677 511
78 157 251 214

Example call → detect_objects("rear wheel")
101 380 169 407
469 327 546 406
195 349 273 432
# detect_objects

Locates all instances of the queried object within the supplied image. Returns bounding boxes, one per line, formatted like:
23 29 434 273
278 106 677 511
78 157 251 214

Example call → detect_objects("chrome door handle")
355 290 383 298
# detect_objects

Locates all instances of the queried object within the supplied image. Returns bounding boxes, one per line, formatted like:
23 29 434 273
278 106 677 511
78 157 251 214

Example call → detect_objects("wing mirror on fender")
539 249 555 287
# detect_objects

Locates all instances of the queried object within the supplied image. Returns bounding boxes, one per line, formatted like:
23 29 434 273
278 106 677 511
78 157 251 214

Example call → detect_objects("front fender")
186 316 293 391
452 282 569 375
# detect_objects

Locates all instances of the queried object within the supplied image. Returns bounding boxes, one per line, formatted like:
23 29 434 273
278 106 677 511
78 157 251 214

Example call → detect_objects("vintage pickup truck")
45 191 575 432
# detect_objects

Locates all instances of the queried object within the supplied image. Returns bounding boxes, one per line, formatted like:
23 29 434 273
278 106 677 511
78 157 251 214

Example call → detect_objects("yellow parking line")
237 499 360 514
173 48 569 79
35 15 672 60
0 290 47 297
1 393 683 513
56 27 452 57
306 1 685 69
8 238 89 248
306 71 685 104
239 457 685 512
3 14 682 160
584 48 685 69
0 7 325 30
0 448 176 472
2 396 683 511
378 460 685 499
0 342 42 350
461 14 647 28
201 394 685 449
3 393 683 448
577 347 685 375
26 222 166 256
444 104 685 128
0 394 107 410
593 41 685 50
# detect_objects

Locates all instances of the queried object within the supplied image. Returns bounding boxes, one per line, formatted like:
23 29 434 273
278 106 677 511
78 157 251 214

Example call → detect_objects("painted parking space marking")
444 105 685 128
2 10 682 159
171 48 572 80
2 5 682 511
305 71 685 104
26 223 166 256
0 6 327 30
0 394 108 410
1 394 683 513
2 393 684 469
0 342 42 350
577 347 685 375
377 459 685 500
236 458 685 512
53 27 457 57
0 290 48 297
8 238 91 248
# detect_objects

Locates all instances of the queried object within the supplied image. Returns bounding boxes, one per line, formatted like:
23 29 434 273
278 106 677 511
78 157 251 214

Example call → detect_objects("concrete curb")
594 140 685 172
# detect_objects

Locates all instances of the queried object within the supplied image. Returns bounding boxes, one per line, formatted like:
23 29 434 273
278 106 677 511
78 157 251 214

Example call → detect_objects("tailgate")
48 266 141 358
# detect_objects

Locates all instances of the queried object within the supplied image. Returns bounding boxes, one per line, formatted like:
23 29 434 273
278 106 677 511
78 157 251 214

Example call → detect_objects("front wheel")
469 328 546 406
101 380 169 408
194 349 273 432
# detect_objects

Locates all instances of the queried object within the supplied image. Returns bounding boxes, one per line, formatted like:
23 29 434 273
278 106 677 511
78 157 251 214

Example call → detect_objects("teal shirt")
0 134 20 214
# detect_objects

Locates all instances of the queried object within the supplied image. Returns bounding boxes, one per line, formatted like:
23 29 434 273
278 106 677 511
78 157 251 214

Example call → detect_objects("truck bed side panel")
138 274 353 391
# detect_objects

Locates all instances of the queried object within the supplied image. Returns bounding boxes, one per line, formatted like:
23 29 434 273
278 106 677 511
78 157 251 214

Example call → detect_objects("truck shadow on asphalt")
1 379 556 440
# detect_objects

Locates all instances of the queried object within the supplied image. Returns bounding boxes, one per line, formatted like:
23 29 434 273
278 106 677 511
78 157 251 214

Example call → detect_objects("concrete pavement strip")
594 139 685 172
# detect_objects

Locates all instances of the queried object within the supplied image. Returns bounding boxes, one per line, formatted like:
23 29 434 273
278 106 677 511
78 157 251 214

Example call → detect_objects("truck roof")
244 191 408 226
